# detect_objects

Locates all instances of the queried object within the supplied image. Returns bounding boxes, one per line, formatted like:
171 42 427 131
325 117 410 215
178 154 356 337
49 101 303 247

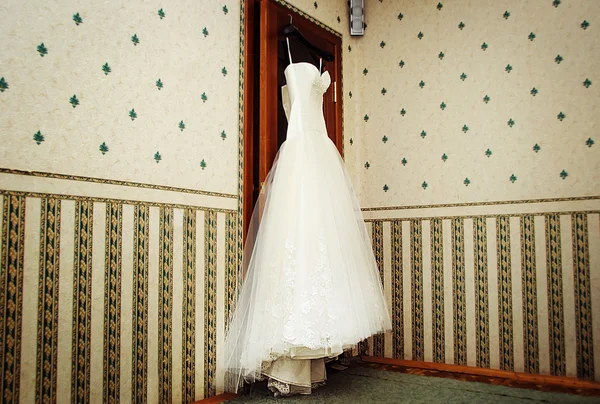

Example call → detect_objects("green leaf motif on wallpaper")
400 108 406 116
505 64 513 73
0 77 8 92
509 174 517 183
337 16 341 23
102 63 111 75
528 32 536 41
552 0 561 7
349 138 353 145
460 73 467 81
422 181 428 190
555 54 563 64
398 13 404 21
481 42 488 51
154 151 161 163
348 45 352 52
485 148 492 158
533 143 541 153
507 118 515 127
129 109 137 120
156 78 163 90
417 32 424 40
586 138 594 147
420 130 427 139
69 94 79 108
382 135 388 143
530 87 538 96
131 34 140 46
363 68 368 75
313 1 318 9
583 78 592 88
462 124 469 133
560 170 568 180
37 43 48 57
437 2 443 11
458 22 465 30
438 51 445 60
223 5 229 15
581 20 590 30
99 142 109 155
364 114 369 122
179 120 185 131
442 153 448 162
200 159 207 170
201 92 208 102
33 131 44 145
503 11 510 20
383 184 389 192
419 80 425 88
203 27 209 37
73 12 83 26
349 91 353 98
440 101 446 110
463 178 471 186
364 161 370 169
483 95 490 103
221 130 227 140
402 158 407 166
557 111 565 121
222 67 228 76
399 60 405 68
381 87 387 95
158 8 165 19
380 41 386 48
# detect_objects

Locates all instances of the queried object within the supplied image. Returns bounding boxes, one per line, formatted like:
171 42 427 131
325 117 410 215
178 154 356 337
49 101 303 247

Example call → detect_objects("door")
243 0 343 238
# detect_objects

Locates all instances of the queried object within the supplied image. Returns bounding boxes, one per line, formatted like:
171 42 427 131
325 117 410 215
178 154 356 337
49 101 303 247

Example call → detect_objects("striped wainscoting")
362 200 600 382
0 170 240 404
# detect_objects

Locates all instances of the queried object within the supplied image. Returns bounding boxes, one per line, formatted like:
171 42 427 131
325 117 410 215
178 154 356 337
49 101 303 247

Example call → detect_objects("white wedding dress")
222 43 391 395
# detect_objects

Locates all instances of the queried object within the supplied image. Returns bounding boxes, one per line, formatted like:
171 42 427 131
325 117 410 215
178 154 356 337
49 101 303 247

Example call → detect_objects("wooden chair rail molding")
362 356 600 390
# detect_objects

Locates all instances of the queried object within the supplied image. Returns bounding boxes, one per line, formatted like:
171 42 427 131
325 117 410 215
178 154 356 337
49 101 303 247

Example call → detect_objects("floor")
221 361 600 403
362 362 600 397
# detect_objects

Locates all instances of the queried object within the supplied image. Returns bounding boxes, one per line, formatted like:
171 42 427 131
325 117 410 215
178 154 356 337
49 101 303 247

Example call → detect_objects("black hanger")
282 16 335 62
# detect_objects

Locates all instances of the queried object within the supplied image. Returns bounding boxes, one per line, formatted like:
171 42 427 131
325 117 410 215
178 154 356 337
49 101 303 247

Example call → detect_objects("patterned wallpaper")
0 0 240 194
2 2 598 404
0 192 237 403
356 0 600 385
355 0 599 207
363 211 600 382
0 1 242 403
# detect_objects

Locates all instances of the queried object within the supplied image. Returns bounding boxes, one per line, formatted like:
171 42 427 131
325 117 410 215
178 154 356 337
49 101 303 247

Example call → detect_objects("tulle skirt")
221 128 392 392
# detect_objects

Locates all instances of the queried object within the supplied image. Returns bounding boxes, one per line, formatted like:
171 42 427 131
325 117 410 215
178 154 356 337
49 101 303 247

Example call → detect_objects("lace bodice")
281 62 330 135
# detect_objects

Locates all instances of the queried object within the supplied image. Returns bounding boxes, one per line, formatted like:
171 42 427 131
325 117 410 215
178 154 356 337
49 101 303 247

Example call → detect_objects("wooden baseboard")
361 356 600 390
191 393 238 404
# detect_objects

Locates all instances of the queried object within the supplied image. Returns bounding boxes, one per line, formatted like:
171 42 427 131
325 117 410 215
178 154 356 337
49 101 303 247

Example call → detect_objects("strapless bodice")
281 62 331 136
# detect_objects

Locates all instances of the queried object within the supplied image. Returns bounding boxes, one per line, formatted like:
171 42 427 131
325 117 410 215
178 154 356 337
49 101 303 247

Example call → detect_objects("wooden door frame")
243 0 343 239
242 0 258 240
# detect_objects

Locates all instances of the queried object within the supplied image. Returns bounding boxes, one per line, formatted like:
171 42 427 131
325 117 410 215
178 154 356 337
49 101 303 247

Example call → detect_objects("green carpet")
229 367 600 403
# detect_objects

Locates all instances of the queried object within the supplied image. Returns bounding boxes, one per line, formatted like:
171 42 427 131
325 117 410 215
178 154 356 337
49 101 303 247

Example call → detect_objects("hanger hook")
288 14 293 25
